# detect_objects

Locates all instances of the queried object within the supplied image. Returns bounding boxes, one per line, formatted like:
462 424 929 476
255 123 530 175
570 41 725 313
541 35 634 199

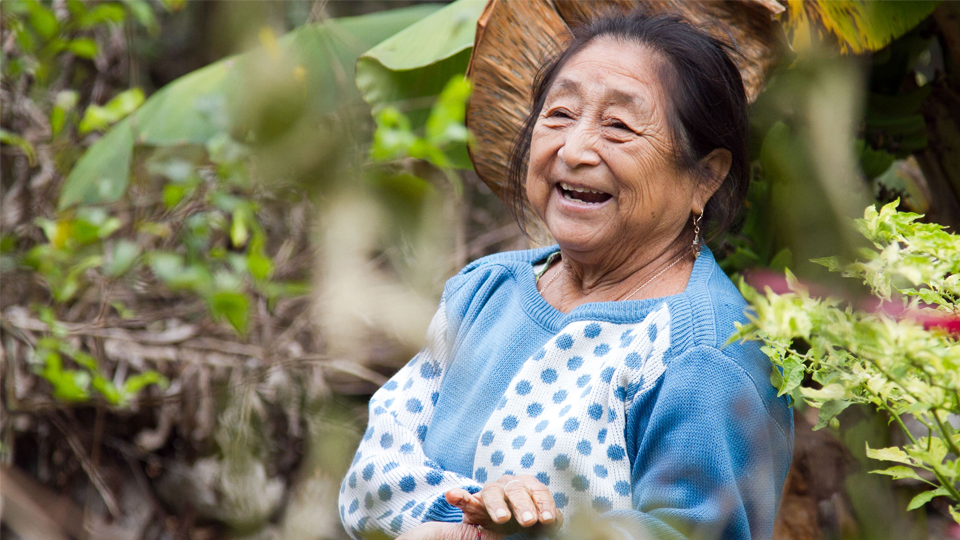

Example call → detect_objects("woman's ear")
692 148 732 212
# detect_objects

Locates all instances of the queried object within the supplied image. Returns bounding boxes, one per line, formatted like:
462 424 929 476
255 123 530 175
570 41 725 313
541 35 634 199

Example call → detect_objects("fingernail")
522 511 534 523
496 508 510 519
542 511 554 521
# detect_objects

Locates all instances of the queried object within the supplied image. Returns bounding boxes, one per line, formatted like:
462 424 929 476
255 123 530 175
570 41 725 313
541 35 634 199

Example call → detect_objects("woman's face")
526 37 705 262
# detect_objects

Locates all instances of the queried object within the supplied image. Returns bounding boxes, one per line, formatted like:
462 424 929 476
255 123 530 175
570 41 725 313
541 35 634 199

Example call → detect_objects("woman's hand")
446 474 562 533
396 522 505 540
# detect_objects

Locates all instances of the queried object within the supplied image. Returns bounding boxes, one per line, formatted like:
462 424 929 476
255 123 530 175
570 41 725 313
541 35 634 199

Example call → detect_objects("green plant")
732 200 960 521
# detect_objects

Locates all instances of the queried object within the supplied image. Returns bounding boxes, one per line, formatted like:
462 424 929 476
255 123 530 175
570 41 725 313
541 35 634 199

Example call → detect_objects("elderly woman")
339 10 792 540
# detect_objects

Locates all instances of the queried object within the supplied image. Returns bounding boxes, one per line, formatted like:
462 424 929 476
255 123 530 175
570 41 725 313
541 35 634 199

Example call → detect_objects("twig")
48 414 122 518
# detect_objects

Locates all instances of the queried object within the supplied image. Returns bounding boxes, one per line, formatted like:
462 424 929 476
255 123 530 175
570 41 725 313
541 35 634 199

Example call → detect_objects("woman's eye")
609 121 631 131
548 109 571 119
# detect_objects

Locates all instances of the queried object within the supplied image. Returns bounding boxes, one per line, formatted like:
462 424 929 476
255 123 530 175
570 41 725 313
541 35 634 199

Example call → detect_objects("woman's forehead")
548 38 666 105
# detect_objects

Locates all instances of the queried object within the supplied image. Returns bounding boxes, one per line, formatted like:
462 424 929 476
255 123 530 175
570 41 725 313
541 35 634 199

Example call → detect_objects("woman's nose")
558 124 601 168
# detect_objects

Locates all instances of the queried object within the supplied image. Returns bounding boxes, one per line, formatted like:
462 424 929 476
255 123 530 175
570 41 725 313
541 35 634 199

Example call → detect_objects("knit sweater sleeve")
601 344 791 540
338 294 483 539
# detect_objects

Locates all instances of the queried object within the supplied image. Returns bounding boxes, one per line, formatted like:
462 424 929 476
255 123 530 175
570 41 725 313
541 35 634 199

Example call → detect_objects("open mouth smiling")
557 182 613 205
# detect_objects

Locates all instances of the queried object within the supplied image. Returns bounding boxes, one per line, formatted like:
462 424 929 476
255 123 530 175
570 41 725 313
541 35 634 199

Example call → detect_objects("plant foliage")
733 200 960 520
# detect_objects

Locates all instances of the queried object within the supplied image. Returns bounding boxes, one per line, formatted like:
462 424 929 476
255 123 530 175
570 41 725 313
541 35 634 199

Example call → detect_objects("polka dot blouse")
338 246 793 540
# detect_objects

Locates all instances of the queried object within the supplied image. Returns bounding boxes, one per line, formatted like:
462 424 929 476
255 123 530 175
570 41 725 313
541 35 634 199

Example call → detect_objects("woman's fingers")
477 475 560 529
445 489 491 525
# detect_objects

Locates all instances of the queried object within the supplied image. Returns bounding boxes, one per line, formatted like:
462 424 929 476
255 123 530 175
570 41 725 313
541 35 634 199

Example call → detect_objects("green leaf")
866 443 916 466
813 399 852 430
120 371 168 398
870 465 925 483
92 375 122 405
26 0 59 40
77 3 126 29
0 128 37 166
120 0 159 34
63 5 438 202
104 240 140 277
800 383 846 400
67 38 98 59
59 117 133 208
78 88 145 134
209 290 249 334
356 0 481 117
906 487 950 511
783 1 940 54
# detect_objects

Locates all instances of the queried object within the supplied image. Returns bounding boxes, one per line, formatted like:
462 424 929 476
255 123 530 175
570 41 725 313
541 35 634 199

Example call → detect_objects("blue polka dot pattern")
577 440 592 455
341 310 674 536
542 435 556 450
607 445 626 461
405 398 422 413
527 403 543 417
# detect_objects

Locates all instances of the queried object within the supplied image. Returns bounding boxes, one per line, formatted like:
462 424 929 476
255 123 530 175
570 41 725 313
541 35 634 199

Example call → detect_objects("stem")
932 408 960 458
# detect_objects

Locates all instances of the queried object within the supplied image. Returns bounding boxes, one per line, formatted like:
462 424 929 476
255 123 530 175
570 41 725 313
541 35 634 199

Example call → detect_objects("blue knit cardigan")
339 246 793 540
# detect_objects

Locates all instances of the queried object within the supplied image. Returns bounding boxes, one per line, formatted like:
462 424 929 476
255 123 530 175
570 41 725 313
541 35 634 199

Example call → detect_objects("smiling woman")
339 9 791 540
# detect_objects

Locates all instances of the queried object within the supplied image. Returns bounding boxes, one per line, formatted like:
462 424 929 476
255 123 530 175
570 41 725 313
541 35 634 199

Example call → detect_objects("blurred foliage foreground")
2 1 960 540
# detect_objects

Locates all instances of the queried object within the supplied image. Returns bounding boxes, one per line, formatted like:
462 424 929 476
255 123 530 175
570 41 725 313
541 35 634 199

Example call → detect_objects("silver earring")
691 213 703 259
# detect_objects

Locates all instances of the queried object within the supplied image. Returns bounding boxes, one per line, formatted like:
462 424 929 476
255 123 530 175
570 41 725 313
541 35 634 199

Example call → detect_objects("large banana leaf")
783 0 940 53
355 0 485 123
60 4 442 209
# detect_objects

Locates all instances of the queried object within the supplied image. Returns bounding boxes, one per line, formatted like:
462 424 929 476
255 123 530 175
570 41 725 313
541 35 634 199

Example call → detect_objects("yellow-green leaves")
737 201 960 519
782 1 941 54
78 88 145 135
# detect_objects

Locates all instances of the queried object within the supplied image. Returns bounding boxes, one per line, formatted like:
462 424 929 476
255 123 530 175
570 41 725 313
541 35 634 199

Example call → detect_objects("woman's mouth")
557 182 612 204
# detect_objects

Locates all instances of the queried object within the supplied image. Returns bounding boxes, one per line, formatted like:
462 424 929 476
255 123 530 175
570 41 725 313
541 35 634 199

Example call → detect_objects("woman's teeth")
558 182 611 204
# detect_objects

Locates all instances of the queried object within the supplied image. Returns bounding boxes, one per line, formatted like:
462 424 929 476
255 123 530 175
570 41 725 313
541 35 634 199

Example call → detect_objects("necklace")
539 250 690 301
538 263 563 294
620 251 690 301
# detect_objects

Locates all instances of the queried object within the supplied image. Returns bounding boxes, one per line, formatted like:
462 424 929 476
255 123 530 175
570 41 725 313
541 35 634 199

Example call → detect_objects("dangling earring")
691 213 703 259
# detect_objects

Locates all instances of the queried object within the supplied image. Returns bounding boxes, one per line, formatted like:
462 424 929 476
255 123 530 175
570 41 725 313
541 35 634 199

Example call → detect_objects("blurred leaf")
25 0 59 40
92 375 122 405
78 88 145 134
0 128 37 166
814 399 852 430
66 38 98 59
104 239 140 277
120 0 158 34
209 290 248 335
357 0 480 117
783 1 940 54
247 233 272 281
59 117 133 208
64 5 439 200
77 3 126 28
120 371 168 398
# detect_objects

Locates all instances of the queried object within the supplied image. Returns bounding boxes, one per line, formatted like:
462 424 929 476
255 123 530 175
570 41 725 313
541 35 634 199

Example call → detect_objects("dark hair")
506 9 749 239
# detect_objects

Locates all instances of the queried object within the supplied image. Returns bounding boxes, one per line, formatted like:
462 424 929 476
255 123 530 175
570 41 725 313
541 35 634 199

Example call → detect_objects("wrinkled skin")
526 37 731 312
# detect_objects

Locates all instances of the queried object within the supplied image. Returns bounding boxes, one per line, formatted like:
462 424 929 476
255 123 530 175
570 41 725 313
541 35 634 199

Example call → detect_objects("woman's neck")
540 230 696 313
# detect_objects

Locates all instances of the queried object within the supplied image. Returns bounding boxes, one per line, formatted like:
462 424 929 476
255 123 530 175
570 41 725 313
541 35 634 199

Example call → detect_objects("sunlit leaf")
907 487 950 511
782 1 940 54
